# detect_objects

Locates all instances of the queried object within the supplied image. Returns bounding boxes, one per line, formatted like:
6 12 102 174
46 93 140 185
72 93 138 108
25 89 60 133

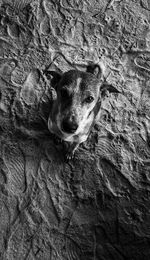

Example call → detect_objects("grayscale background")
0 0 150 259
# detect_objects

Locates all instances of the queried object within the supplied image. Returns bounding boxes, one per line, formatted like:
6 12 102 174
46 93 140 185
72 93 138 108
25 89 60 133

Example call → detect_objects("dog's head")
47 64 119 141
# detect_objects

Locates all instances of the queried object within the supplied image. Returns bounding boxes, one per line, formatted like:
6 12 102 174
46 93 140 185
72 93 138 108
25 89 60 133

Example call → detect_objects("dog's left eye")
84 96 94 103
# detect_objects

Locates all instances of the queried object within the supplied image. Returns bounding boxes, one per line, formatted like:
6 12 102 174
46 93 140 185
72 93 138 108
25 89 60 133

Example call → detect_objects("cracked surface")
0 0 150 259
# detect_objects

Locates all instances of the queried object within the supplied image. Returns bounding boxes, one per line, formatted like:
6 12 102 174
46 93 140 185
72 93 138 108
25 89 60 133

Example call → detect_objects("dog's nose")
62 119 78 133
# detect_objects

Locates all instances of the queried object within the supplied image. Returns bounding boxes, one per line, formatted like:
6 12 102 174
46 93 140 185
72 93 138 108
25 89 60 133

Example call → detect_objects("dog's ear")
44 70 62 89
86 64 102 79
100 83 120 97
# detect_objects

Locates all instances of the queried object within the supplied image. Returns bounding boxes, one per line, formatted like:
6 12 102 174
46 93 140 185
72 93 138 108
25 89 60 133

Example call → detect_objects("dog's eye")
84 96 94 103
60 89 69 99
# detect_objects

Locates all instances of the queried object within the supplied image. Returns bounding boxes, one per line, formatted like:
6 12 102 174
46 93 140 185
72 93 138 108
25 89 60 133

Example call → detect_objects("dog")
45 64 119 160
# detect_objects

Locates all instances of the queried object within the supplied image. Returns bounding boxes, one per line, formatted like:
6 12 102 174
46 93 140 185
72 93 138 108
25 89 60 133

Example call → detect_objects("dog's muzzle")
61 118 78 134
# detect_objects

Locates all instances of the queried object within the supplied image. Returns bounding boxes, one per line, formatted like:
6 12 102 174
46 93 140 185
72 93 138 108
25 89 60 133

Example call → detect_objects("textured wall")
0 0 150 259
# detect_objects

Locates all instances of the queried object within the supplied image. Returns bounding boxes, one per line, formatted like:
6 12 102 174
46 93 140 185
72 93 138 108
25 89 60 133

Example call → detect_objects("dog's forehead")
59 70 100 92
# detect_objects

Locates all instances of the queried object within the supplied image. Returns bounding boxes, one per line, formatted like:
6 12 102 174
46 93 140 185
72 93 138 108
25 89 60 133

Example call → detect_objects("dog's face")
47 64 119 143
56 70 101 137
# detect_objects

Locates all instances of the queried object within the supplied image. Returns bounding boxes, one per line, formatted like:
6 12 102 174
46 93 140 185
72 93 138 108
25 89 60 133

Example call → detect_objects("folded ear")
86 63 102 79
100 83 120 97
44 70 62 89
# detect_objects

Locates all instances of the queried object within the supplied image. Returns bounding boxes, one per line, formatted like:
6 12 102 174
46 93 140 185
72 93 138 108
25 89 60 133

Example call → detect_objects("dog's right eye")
60 89 69 99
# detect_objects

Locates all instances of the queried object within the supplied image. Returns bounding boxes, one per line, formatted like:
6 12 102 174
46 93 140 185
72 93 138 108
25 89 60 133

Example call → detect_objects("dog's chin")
59 127 77 142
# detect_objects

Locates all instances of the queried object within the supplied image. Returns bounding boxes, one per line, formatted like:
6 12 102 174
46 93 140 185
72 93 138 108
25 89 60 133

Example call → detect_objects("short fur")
46 64 119 159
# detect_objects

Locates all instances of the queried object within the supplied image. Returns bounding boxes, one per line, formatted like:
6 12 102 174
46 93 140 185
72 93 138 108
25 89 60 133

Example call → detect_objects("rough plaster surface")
0 0 150 259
